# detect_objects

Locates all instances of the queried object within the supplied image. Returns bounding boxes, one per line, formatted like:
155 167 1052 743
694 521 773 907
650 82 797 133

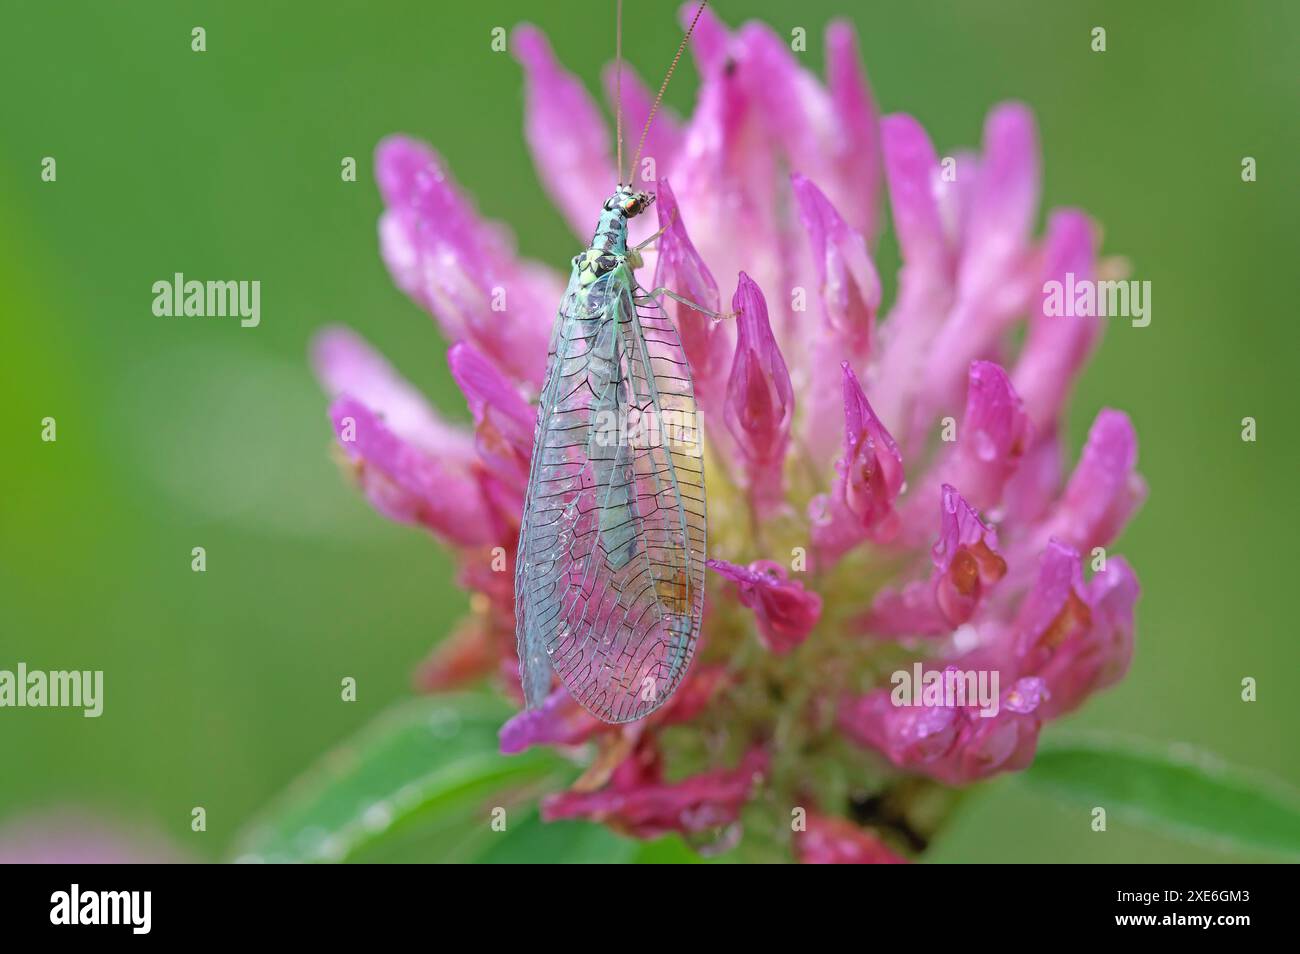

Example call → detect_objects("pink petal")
810 362 903 561
880 113 950 275
739 24 840 209
793 172 880 354
670 17 784 337
862 579 948 638
948 360 1030 511
956 102 1040 299
707 559 823 653
917 104 1041 427
870 114 956 439
1012 539 1091 666
866 484 1005 635
541 747 768 840
448 341 535 490
836 361 904 521
1002 676 1049 714
499 687 602 754
374 135 495 328
825 21 884 241
475 468 528 540
838 689 959 765
795 812 908 864
932 485 1007 627
311 325 473 461
724 273 793 510
374 135 558 387
933 677 1045 784
730 21 879 240
1042 409 1146 552
840 653 1051 786
792 173 882 459
841 671 1045 785
681 1 730 77
1074 557 1140 703
513 25 616 237
328 396 492 546
651 178 731 412
375 133 475 216
1003 428 1063 527
1012 542 1139 718
1013 210 1102 431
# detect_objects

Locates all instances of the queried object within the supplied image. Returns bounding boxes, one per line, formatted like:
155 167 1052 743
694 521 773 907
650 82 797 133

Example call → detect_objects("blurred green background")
1 0 1296 862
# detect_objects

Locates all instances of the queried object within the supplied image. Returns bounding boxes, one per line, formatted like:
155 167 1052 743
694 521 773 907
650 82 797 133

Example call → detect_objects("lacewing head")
606 185 654 219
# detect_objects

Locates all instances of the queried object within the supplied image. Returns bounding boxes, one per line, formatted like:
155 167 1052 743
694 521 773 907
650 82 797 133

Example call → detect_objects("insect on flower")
313 0 1149 859
514 1 730 723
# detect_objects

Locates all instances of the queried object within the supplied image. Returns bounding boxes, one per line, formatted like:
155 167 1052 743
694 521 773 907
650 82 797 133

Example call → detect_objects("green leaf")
456 806 710 864
232 694 564 863
233 691 727 863
1021 735 1300 857
476 808 637 863
630 834 710 864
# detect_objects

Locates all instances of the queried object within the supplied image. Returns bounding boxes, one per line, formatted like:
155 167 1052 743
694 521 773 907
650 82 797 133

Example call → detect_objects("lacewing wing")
514 190 706 723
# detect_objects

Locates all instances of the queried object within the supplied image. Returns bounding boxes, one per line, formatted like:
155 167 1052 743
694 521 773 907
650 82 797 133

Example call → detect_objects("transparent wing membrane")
515 268 706 723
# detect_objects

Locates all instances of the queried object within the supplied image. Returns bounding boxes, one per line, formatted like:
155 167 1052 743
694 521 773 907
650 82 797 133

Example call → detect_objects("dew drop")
361 802 394 832
952 623 980 652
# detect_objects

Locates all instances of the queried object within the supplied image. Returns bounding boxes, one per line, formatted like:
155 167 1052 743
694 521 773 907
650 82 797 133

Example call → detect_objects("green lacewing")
514 1 723 723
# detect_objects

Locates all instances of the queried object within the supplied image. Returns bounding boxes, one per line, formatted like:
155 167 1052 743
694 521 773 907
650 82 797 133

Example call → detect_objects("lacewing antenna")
625 0 709 188
615 0 624 185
